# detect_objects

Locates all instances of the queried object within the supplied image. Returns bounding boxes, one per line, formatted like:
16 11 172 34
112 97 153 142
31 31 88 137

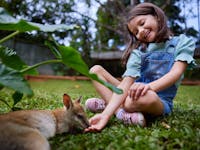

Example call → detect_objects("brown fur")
0 94 89 150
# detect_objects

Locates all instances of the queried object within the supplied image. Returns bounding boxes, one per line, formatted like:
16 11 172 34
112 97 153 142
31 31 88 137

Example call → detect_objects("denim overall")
136 38 179 115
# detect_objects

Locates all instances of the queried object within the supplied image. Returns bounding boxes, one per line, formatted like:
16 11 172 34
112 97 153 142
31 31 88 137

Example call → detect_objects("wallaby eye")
77 114 83 119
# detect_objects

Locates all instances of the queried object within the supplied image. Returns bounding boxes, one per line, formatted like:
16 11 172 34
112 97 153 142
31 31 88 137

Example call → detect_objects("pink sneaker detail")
85 98 106 113
116 109 145 127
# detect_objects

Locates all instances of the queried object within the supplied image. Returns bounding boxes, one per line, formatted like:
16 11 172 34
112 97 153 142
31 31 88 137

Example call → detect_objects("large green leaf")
0 20 39 32
0 7 78 32
56 45 123 94
0 64 33 96
0 45 38 75
0 7 18 23
0 7 39 31
12 91 23 106
29 22 78 32
45 41 62 59
58 45 90 75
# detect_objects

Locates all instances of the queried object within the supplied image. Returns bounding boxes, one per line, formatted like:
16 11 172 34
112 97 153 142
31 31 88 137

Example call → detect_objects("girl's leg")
89 65 120 104
88 65 146 126
123 90 164 116
115 90 162 126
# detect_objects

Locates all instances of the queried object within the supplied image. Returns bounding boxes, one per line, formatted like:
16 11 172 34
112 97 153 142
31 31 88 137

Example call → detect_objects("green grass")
0 80 200 150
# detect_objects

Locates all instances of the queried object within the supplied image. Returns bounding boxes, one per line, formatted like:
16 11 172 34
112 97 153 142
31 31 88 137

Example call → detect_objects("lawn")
0 79 200 150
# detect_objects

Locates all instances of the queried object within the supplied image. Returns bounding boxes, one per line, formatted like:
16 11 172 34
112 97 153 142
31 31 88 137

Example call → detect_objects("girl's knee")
145 90 159 105
123 90 159 112
138 90 159 107
123 98 144 112
89 65 103 74
123 97 135 112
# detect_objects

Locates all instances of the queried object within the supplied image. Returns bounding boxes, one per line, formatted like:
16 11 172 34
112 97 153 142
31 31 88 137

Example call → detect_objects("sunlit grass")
0 80 200 149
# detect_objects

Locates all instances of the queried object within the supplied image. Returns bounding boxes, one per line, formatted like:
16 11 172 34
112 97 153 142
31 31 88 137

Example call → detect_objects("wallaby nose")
85 120 90 128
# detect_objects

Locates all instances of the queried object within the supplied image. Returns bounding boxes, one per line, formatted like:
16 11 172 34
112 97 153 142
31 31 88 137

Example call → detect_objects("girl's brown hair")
121 2 173 65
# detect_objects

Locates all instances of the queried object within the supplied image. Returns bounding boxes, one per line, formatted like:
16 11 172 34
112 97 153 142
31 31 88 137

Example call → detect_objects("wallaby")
0 93 89 150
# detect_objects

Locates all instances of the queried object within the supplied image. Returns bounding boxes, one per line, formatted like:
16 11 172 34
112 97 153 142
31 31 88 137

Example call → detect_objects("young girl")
85 2 196 132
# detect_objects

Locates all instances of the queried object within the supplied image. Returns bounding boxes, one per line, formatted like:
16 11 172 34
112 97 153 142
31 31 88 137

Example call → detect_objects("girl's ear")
63 94 73 109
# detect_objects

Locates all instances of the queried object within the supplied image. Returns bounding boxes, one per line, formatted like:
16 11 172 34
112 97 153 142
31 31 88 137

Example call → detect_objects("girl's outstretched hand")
84 113 110 132
128 82 151 100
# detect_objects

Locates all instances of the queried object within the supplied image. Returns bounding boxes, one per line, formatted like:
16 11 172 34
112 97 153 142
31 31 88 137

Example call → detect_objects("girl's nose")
137 27 144 39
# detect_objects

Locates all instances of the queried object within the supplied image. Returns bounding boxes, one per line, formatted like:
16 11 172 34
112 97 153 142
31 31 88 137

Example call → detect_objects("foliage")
0 0 198 50
94 0 199 77
0 0 199 77
95 0 198 52
95 0 129 51
0 0 94 64
0 7 122 110
184 58 200 79
1 80 199 149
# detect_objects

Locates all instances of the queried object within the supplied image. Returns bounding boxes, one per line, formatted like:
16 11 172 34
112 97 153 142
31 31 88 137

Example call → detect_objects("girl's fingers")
84 126 100 133
141 84 150 96
141 86 148 96
134 84 144 100
128 89 134 98
129 83 139 98
129 83 151 100
89 115 100 124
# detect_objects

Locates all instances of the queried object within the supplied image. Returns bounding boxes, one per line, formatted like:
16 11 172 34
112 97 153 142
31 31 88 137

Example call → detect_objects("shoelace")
95 100 105 110
122 113 139 124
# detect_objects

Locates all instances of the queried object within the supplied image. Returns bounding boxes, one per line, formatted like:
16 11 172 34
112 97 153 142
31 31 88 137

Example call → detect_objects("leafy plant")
0 7 122 110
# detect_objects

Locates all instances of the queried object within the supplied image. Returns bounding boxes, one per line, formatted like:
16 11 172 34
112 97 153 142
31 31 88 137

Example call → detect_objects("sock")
115 108 125 120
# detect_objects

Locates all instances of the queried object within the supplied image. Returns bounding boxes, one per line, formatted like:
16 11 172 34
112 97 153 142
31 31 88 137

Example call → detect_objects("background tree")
94 0 198 52
0 0 198 76
0 0 94 74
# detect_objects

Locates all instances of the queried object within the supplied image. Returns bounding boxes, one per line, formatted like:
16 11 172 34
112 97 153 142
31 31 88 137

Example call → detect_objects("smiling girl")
85 2 196 132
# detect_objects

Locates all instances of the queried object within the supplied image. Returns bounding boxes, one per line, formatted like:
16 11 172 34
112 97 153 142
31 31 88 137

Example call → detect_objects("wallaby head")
55 94 89 133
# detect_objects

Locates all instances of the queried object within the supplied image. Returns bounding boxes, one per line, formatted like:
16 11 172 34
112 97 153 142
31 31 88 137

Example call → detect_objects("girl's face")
128 15 158 43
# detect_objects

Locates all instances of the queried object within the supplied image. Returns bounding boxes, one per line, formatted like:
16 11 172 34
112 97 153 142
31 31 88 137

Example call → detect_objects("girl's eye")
140 21 144 26
135 30 138 36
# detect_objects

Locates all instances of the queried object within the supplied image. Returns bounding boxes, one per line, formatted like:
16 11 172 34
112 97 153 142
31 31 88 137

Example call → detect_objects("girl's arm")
149 61 187 92
102 76 134 118
85 76 134 132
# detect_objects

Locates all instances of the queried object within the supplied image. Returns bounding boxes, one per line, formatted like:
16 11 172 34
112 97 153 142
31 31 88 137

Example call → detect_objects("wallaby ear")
63 93 73 109
76 96 82 103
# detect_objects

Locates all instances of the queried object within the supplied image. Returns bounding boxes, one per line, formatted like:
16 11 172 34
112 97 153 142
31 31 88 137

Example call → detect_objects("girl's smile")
128 15 158 42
